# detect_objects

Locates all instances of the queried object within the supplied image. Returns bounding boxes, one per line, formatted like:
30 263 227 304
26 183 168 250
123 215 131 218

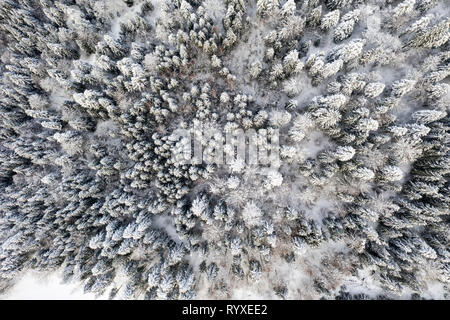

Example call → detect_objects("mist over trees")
0 0 448 299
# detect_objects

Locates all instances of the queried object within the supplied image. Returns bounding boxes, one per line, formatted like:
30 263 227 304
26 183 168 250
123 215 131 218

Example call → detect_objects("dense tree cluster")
0 0 448 299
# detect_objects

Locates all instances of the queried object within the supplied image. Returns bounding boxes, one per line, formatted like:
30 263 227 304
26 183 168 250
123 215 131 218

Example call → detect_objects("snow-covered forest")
0 0 449 300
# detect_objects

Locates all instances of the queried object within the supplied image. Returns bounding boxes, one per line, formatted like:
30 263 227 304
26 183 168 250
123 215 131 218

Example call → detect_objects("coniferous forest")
0 0 449 299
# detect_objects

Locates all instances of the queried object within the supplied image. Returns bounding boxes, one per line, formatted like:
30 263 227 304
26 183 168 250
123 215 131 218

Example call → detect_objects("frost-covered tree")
0 0 448 301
